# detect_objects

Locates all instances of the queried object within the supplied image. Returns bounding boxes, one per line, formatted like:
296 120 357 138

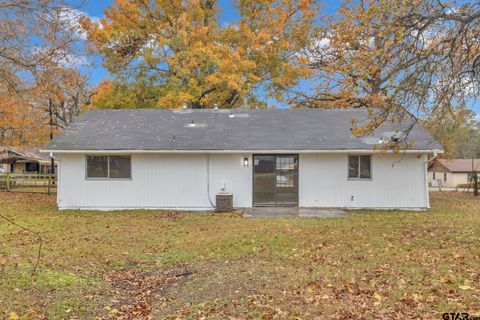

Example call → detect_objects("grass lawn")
0 192 479 319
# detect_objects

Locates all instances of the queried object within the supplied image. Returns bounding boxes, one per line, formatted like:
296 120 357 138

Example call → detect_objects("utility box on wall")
216 193 233 211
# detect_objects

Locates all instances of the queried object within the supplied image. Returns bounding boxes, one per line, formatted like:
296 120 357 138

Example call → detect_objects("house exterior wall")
12 162 25 173
299 153 429 209
0 161 50 173
428 171 469 188
56 153 252 210
56 152 429 210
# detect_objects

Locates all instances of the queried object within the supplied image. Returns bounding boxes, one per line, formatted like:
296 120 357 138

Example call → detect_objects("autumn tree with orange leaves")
292 0 480 142
0 1 91 145
82 0 318 109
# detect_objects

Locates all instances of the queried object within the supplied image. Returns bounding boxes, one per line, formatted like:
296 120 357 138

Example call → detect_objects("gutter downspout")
425 150 440 165
424 150 440 209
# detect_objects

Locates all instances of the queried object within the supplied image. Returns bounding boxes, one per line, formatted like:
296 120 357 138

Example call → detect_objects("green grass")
0 192 479 319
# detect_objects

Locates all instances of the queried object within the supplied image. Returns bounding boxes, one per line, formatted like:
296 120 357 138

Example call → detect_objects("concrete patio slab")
244 207 347 218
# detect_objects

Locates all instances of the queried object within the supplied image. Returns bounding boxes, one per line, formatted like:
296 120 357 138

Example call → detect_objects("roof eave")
40 149 444 154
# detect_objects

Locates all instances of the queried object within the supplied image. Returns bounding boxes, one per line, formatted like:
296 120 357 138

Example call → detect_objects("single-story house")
41 108 442 211
0 146 55 174
428 159 480 188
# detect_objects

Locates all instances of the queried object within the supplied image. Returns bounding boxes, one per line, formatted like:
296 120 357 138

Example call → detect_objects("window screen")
86 155 131 179
348 155 371 179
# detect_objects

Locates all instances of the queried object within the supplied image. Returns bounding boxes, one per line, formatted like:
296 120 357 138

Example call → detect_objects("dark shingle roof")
43 108 442 151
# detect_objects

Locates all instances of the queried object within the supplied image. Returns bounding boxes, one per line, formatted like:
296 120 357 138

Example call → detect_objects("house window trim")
347 154 373 181
85 155 132 181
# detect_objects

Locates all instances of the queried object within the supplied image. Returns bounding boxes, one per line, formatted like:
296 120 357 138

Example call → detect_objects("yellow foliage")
81 0 318 109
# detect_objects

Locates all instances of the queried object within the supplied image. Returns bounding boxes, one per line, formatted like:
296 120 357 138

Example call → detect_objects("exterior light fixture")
243 157 249 167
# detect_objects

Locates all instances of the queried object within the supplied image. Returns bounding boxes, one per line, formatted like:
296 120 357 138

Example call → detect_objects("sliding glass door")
253 155 298 206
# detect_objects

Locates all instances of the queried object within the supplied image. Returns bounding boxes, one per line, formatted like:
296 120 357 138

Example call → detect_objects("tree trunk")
474 171 478 197
49 99 55 175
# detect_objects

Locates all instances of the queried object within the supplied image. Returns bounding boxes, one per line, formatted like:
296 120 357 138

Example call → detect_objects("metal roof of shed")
43 108 442 152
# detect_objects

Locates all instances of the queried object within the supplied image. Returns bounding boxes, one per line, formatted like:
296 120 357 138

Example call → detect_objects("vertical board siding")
299 153 428 209
56 153 252 210
209 154 252 208
57 152 428 210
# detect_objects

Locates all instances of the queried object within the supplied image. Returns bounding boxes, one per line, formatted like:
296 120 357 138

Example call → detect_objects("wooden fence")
0 173 56 195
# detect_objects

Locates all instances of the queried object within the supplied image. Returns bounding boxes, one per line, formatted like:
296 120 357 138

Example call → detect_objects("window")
433 172 436 180
444 172 447 182
348 155 371 179
109 156 131 179
86 156 108 178
86 155 131 179
275 156 296 187
25 162 39 173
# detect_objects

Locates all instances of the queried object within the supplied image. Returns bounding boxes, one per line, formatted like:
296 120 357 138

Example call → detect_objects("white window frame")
348 155 372 181
85 155 132 180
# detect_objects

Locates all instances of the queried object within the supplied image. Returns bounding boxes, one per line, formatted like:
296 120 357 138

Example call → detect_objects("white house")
42 108 442 211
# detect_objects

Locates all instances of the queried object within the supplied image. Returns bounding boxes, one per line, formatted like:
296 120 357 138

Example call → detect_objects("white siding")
56 153 252 210
56 152 429 210
299 153 429 209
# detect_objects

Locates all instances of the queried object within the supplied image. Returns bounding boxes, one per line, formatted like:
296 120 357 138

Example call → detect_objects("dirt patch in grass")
99 256 295 319
1 191 479 319
99 267 189 320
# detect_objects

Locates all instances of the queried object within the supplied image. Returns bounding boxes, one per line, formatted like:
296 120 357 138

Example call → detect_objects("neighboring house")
428 159 480 188
0 146 54 174
42 108 442 211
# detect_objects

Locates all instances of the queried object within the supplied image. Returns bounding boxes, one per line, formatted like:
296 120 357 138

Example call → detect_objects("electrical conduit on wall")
206 154 215 208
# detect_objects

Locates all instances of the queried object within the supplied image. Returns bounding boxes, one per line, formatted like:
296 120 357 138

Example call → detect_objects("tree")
292 0 480 140
35 66 91 129
88 80 161 109
425 108 480 158
81 0 317 109
0 0 91 145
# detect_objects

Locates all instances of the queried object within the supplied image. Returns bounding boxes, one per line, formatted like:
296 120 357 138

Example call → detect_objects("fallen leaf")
8 312 19 320
459 285 472 291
